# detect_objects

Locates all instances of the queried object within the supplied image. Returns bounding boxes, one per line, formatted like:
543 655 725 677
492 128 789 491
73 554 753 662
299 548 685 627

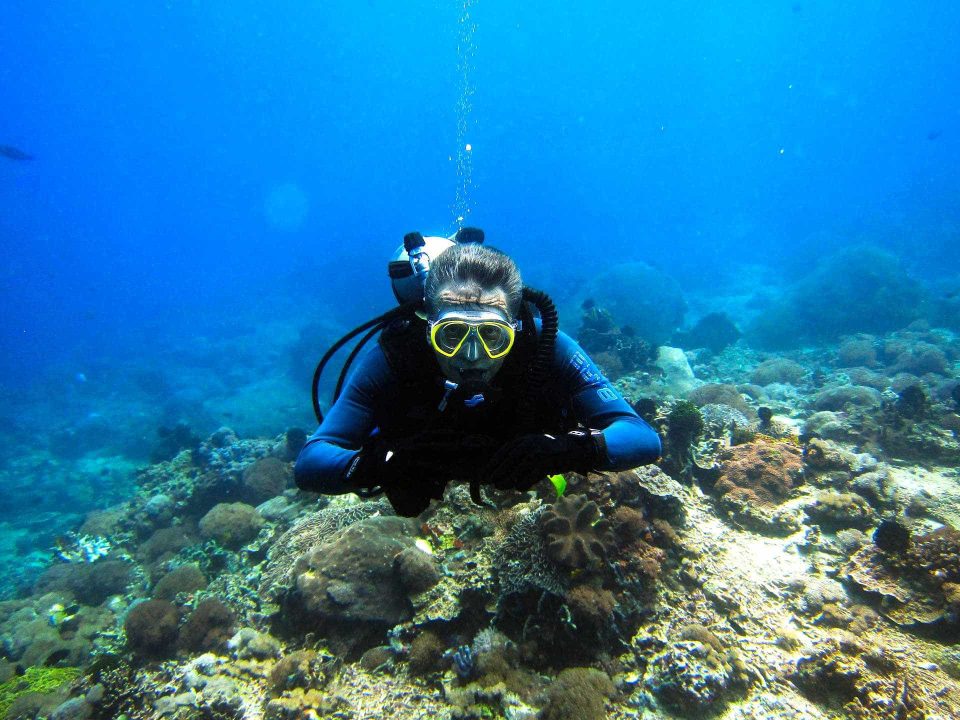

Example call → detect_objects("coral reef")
284 516 421 654
643 638 743 715
712 436 804 533
751 357 807 386
805 491 874 530
198 502 264 549
749 244 925 347
844 522 960 627
260 500 389 599
578 261 687 345
540 667 614 720
240 456 292 504
394 546 441 595
152 563 208 601
0 666 80 719
33 559 132 606
179 597 236 653
124 599 180 658
576 300 653 380
4 306 960 720
790 635 928 719
688 382 753 417
538 495 614 572
673 312 741 354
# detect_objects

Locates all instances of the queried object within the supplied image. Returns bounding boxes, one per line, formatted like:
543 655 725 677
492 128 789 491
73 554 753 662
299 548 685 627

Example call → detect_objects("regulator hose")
311 302 420 424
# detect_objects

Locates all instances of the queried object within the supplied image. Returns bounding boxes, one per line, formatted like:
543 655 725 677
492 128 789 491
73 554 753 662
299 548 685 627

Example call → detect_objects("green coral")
0 666 81 717
668 401 704 444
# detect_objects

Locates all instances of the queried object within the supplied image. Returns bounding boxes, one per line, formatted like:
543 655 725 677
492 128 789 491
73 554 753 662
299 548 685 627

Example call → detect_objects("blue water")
1 1 958 592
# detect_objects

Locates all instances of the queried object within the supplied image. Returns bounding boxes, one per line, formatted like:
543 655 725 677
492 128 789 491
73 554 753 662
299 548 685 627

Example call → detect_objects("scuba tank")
310 227 559 430
311 229 460 424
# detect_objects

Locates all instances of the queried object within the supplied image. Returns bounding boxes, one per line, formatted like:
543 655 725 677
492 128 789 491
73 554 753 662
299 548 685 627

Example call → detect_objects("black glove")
484 430 605 491
344 431 499 515
384 473 447 517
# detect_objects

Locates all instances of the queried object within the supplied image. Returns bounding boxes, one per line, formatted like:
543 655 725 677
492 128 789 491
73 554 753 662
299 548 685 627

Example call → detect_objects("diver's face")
429 287 512 385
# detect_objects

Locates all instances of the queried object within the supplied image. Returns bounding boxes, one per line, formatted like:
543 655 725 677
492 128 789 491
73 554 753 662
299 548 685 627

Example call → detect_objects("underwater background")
1 2 959 719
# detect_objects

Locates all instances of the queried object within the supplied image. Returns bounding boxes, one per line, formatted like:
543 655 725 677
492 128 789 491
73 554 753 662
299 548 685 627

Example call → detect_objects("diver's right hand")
342 437 399 491
343 433 450 492
345 431 498 489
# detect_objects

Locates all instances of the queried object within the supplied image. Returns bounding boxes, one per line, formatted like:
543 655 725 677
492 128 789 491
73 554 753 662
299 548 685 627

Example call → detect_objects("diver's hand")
485 431 604 491
384 474 447 517
342 436 397 491
345 431 493 490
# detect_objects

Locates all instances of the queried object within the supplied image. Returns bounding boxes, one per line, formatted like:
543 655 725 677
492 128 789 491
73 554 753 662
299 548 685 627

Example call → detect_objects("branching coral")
0 666 80 718
493 506 565 597
901 525 960 584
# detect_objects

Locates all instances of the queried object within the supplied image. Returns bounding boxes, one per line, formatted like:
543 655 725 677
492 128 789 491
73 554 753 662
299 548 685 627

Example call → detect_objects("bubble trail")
452 0 477 228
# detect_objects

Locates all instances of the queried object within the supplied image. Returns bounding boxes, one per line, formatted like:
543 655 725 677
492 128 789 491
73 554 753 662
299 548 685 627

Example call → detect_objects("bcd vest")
375 304 575 442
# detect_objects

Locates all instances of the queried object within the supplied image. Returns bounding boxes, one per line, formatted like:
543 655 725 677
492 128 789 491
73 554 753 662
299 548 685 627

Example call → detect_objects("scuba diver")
294 228 661 517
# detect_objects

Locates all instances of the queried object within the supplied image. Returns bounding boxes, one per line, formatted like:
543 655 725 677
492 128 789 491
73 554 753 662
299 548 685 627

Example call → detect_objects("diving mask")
429 310 517 359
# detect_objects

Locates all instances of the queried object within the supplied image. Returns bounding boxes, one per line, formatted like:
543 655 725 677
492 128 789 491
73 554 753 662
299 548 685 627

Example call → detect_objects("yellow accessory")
548 474 566 497
429 317 517 359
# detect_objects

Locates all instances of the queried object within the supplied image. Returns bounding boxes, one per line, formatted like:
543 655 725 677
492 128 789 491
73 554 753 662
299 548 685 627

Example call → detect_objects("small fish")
927 130 942 141
0 144 34 161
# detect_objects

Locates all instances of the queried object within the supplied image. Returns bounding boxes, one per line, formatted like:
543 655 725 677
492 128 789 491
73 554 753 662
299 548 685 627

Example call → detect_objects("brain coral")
750 358 806 386
124 599 180 658
713 437 804 533
198 502 264 549
288 516 420 629
259 500 389 599
538 495 615 572
241 456 291 504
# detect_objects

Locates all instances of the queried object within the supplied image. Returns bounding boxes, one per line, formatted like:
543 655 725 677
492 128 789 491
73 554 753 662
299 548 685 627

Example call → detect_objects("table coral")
844 523 960 627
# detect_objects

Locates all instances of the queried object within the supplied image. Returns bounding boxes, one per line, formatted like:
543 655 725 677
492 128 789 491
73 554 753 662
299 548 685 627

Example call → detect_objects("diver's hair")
425 243 523 318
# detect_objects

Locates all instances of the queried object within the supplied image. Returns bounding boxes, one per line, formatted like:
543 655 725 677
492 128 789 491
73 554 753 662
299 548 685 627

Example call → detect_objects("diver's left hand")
484 431 602 491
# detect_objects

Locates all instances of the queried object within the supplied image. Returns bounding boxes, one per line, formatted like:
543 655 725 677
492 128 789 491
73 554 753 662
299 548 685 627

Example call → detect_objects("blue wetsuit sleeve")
294 344 394 494
553 331 661 469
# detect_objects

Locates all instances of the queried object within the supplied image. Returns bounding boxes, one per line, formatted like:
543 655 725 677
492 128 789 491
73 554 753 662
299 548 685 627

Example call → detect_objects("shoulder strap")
379 315 436 388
